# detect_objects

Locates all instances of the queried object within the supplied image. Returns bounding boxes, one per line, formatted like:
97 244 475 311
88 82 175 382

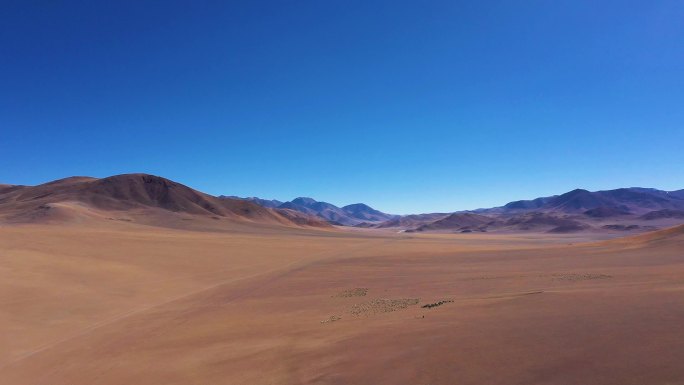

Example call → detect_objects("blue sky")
1 1 683 214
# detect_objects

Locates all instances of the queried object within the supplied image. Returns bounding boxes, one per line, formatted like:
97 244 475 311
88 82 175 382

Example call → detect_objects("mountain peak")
291 197 318 205
343 203 373 211
563 188 591 196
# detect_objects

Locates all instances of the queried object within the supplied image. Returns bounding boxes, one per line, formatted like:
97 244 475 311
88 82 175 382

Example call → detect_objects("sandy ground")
1 221 684 384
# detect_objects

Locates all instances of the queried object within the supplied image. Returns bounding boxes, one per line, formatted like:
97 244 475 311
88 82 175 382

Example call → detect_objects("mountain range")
240 186 684 234
225 196 396 226
489 187 684 214
1 174 683 234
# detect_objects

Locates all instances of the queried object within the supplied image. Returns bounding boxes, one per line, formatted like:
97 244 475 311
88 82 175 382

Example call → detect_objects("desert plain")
2 216 684 385
4 1 683 383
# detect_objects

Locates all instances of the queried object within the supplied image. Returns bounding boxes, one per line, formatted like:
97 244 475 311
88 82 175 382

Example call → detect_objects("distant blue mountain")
219 196 283 209
232 196 395 226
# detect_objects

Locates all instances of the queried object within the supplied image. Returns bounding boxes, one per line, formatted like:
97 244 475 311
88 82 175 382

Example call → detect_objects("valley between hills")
2 174 684 384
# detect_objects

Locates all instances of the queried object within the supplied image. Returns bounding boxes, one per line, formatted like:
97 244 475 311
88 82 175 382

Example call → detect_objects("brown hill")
0 184 25 195
599 224 684 247
0 174 330 229
411 213 497 232
624 223 684 243
407 211 592 234
274 208 335 227
640 209 684 220
503 212 590 233
374 213 449 229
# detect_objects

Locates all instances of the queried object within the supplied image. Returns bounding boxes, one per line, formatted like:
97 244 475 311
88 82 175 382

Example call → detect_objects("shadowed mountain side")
583 206 632 218
278 198 355 225
502 196 551 210
0 174 330 229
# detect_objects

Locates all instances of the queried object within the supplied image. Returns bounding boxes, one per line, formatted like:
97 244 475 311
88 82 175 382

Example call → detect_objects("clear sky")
1 1 683 214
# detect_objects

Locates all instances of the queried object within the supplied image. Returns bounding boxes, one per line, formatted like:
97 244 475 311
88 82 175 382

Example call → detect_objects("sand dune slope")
598 223 684 247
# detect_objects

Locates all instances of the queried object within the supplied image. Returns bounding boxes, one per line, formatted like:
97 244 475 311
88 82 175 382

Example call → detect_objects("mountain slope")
669 190 684 199
412 213 497 232
272 197 394 226
603 223 684 246
498 187 684 214
583 207 632 218
341 203 396 222
373 213 449 229
374 186 684 233
278 197 354 225
220 196 283 208
0 174 329 229
502 212 590 233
